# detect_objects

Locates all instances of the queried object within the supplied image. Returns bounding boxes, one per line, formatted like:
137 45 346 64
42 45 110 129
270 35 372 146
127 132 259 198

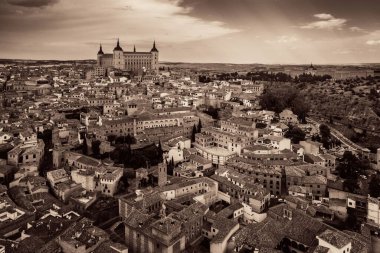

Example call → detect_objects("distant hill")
1 59 379 71
0 59 96 65
160 62 380 72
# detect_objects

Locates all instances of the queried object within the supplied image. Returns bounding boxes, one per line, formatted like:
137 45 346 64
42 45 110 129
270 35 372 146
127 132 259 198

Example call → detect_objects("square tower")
157 162 167 187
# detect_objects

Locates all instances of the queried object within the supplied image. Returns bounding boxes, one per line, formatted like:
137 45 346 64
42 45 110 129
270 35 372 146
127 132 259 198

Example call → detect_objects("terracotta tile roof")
302 175 327 185
150 216 181 235
59 218 108 249
317 229 351 248
92 240 128 253
313 245 330 253
76 155 101 167
285 166 306 178
211 216 238 243
124 209 153 229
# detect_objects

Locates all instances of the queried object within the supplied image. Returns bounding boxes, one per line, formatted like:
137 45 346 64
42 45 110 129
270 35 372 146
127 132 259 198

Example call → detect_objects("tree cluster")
199 75 212 83
109 143 163 169
259 86 310 122
319 124 331 149
369 174 380 198
202 106 220 119
37 129 53 174
294 73 332 84
284 126 306 144
336 151 370 193
191 119 203 142
166 157 175 176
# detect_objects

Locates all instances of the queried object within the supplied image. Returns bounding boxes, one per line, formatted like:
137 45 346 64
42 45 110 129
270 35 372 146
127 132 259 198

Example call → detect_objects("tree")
82 136 88 155
38 129 53 174
343 178 359 193
197 119 202 133
368 88 379 101
167 157 175 176
191 125 197 142
92 140 101 158
329 116 334 124
369 175 380 198
337 151 359 179
290 96 310 123
319 124 331 149
344 210 358 230
157 140 163 162
203 106 219 119
256 122 267 129
107 134 116 144
259 91 285 113
336 151 370 193
259 86 309 117
319 124 331 139
285 126 306 144
119 145 132 166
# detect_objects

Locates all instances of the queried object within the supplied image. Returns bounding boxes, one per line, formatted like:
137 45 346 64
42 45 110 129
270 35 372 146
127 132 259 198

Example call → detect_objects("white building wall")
368 200 380 226
317 238 351 253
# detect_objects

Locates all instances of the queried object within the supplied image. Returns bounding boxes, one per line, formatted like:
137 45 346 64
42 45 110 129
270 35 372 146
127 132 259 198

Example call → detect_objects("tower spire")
114 38 123 51
97 43 104 55
134 45 136 52
151 40 158 52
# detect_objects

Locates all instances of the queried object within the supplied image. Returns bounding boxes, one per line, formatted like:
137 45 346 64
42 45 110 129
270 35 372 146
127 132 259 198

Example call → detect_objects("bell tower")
157 161 167 187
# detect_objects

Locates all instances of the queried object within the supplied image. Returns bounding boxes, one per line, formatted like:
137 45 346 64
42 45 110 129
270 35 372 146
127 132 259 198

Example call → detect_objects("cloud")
334 50 351 55
350 26 364 32
6 0 58 8
366 40 380 45
314 13 334 20
115 0 240 43
0 0 239 44
301 13 346 30
266 35 298 44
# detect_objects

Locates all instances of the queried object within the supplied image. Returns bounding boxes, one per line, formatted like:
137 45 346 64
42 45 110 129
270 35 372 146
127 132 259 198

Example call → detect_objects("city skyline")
0 0 380 64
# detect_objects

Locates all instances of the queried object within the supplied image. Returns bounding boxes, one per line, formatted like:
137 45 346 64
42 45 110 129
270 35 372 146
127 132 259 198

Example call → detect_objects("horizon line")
0 58 379 66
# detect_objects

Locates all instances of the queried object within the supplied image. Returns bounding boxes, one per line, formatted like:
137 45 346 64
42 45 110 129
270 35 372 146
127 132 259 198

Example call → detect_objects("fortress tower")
150 40 159 73
112 39 125 69
97 44 104 66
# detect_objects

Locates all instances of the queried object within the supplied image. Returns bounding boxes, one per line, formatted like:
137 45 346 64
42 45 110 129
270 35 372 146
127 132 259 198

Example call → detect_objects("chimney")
283 208 292 220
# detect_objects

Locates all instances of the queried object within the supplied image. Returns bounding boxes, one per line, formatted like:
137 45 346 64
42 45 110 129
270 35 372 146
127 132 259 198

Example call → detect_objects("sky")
0 0 380 64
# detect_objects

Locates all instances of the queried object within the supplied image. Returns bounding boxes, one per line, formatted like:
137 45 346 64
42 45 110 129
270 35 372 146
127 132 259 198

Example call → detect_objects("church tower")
150 41 159 73
157 161 167 187
113 39 125 69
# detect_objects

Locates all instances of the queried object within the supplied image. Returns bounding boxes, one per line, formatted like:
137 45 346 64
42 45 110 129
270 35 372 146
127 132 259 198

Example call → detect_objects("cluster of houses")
0 61 380 253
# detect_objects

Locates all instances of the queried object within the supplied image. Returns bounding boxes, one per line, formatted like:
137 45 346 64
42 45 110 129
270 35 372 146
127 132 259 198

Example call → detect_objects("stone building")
96 39 159 74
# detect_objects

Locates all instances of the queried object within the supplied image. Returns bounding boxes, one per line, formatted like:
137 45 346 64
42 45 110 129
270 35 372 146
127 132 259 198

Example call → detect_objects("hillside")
299 78 380 151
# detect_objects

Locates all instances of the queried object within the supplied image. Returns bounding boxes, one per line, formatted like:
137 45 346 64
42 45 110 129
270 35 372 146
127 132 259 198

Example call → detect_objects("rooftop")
317 229 351 249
